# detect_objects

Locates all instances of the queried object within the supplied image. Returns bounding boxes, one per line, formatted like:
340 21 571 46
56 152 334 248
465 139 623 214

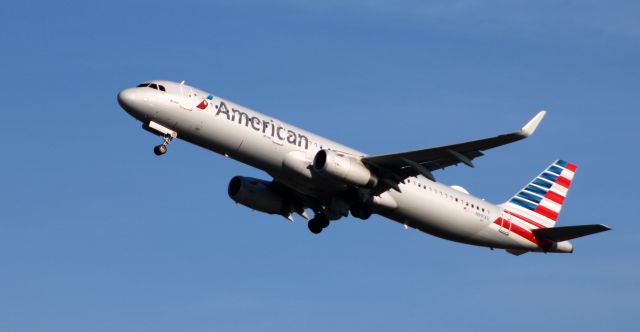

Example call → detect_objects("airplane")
117 80 610 255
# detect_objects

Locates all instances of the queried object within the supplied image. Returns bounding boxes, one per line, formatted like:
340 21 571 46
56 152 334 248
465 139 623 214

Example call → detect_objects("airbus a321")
117 80 609 255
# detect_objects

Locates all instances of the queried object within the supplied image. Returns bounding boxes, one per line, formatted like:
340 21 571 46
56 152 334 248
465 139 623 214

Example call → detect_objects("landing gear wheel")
153 144 168 156
153 134 173 156
350 204 372 220
308 214 329 234
308 220 323 234
318 216 330 229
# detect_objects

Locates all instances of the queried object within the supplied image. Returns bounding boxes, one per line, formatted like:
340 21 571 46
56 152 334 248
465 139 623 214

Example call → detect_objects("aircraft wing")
362 111 546 183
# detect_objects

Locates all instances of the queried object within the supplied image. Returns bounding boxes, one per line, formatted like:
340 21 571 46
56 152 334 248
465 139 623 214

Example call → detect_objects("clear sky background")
1 1 638 331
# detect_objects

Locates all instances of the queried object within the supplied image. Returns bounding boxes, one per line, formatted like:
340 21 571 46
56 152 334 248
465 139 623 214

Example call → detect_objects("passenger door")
499 211 512 235
179 84 195 110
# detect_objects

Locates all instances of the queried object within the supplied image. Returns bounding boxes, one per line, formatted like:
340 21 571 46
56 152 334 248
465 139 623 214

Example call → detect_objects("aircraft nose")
117 88 147 121
117 88 137 111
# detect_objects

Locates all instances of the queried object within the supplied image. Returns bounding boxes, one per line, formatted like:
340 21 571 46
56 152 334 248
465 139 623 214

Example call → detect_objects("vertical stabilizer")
500 160 577 227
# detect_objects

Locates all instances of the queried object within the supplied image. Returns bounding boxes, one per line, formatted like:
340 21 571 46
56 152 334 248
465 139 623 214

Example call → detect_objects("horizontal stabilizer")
532 224 611 242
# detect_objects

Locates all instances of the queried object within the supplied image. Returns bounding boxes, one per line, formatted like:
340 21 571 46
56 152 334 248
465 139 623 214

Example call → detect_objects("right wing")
362 111 546 185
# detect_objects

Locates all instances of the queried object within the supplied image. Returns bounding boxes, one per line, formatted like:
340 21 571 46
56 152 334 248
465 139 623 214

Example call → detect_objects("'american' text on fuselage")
215 101 310 150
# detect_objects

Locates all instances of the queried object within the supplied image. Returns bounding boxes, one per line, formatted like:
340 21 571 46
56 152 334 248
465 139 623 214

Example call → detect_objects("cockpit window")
136 82 166 92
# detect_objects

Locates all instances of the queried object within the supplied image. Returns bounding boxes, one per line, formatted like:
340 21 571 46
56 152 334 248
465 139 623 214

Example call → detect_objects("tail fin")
500 160 577 227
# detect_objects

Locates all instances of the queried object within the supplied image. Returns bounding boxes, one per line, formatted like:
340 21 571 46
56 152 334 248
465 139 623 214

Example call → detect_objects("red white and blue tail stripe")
501 160 577 227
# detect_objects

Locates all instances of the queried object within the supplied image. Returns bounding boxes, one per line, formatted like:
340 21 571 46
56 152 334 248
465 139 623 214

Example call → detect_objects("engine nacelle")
313 150 377 187
227 176 289 216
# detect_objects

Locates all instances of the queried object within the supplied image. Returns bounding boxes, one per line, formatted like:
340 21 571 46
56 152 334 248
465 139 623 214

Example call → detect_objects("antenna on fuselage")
180 80 185 85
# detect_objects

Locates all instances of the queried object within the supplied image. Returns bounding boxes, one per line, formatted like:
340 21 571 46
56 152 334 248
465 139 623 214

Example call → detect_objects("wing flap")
532 224 611 242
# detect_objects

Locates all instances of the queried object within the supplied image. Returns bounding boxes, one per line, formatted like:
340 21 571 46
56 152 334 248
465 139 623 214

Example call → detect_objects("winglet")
520 110 546 137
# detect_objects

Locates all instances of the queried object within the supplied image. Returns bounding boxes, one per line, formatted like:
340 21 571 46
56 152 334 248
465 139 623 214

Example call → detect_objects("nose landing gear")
142 121 177 156
153 134 173 156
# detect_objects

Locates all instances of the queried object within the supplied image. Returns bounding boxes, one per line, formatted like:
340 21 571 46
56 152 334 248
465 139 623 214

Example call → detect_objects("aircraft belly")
384 186 483 243
379 184 540 250
380 182 531 249
468 225 538 250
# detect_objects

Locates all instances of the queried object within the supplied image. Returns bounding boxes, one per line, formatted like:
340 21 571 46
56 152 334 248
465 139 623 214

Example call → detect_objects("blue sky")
1 1 638 331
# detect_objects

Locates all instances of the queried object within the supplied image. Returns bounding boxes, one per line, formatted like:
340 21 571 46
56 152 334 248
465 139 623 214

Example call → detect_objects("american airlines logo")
214 101 310 150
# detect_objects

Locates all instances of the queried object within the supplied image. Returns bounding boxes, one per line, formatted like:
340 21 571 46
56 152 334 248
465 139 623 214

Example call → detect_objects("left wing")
362 111 546 183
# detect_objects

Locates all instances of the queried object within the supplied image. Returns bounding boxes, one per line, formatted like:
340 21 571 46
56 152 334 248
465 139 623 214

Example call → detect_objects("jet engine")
313 149 377 187
227 176 290 217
